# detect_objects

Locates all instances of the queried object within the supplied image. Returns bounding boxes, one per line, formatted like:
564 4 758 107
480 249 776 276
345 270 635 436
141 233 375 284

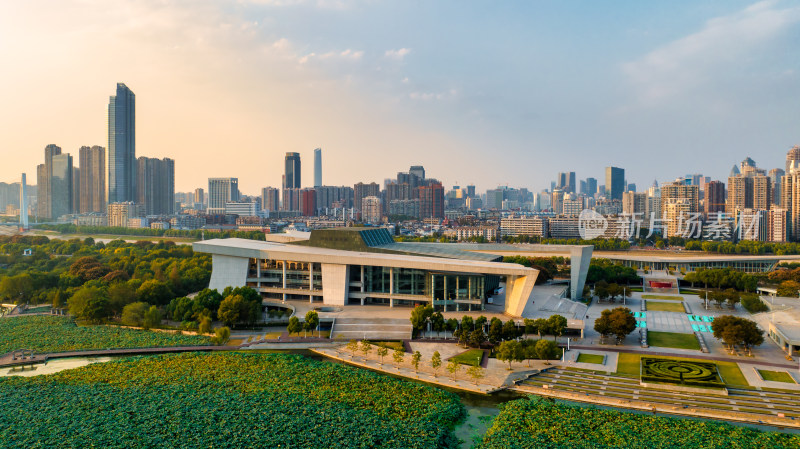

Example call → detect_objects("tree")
524 343 537 367
305 310 319 337
740 319 765 355
724 288 741 309
121 301 150 327
287 316 302 335
533 318 549 339
108 283 137 317
431 351 442 377
217 295 245 327
469 328 486 348
547 314 568 341
67 286 110 323
431 312 445 337
143 306 162 329
446 359 461 381
393 348 404 369
607 307 637 344
475 316 488 332
461 316 474 332
377 346 388 365
523 318 537 338
346 339 359 358
410 304 433 337
496 340 522 370
52 289 67 309
198 316 212 334
411 351 422 376
136 279 174 306
214 326 231 345
502 320 519 341
487 318 504 345
535 339 559 362
712 315 764 355
594 310 613 343
466 365 485 385
360 340 372 358
446 318 459 338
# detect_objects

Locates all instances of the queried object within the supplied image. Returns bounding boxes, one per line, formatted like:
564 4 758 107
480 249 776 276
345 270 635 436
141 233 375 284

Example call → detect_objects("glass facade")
610 258 777 273
246 258 493 310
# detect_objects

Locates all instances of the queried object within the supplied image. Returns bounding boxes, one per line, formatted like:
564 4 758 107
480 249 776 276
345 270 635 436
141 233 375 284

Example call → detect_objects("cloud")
622 0 800 104
384 48 411 60
299 48 364 63
409 88 458 101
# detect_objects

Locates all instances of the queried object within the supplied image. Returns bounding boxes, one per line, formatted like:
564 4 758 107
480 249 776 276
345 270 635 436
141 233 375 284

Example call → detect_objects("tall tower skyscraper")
313 148 322 187
284 152 301 189
19 173 28 229
605 167 625 201
36 144 61 218
79 146 106 213
108 83 136 203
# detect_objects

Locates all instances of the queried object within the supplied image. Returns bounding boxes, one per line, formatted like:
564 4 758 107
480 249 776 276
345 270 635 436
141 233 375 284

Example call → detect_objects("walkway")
0 345 239 368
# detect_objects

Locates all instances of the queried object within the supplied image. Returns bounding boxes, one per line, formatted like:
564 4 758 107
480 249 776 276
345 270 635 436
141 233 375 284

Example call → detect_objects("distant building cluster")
6 81 800 244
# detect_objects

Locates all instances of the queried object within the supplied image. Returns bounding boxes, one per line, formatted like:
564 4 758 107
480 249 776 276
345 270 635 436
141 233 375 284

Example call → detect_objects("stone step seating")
330 318 413 340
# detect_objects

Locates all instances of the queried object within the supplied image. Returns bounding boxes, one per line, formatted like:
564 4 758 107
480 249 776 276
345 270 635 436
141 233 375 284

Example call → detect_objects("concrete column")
443 275 447 312
256 259 261 289
360 265 365 306
389 267 394 307
309 263 314 303
282 261 287 302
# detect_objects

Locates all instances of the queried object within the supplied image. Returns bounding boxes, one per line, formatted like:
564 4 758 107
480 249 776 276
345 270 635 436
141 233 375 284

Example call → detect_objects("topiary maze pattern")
641 357 724 388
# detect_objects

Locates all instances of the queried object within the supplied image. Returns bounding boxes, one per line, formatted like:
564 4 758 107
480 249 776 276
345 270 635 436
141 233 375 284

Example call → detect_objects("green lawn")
449 349 484 366
576 353 605 364
645 301 685 312
642 294 684 301
369 341 405 351
759 369 797 383
615 353 749 386
648 331 701 350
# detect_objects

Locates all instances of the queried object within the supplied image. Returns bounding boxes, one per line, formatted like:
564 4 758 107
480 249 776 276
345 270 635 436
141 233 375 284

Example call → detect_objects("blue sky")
0 0 797 194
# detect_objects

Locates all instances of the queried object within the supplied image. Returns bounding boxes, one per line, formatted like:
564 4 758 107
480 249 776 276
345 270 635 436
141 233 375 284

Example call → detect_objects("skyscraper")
284 152 301 189
108 83 136 203
418 183 444 219
20 173 28 229
787 145 800 173
208 178 240 214
137 157 175 215
313 148 322 187
354 182 380 211
704 181 726 216
36 144 61 218
261 187 280 212
50 152 73 219
79 146 106 213
585 178 597 197
409 166 425 180
605 167 625 201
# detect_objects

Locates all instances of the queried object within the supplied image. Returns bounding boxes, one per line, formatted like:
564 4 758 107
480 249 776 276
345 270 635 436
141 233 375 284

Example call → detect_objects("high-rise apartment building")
727 172 771 215
108 202 143 227
315 186 354 211
194 188 205 207
354 182 380 211
704 180 726 216
36 144 61 218
660 182 699 235
361 196 382 223
409 165 425 181
300 188 317 216
79 146 106 213
284 152 301 189
551 189 564 215
622 191 647 215
137 157 175 215
208 178 240 214
108 83 136 203
769 208 788 242
313 148 322 187
261 187 280 212
282 188 300 211
71 167 80 214
418 183 444 219
769 168 784 207
786 145 800 173
605 167 625 201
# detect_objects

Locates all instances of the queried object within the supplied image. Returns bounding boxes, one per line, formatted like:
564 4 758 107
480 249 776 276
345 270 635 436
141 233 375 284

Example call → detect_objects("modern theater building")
193 228 592 317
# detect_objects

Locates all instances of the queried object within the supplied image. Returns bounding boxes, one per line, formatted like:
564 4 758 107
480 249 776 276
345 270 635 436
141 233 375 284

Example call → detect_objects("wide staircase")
330 318 413 341
643 276 680 294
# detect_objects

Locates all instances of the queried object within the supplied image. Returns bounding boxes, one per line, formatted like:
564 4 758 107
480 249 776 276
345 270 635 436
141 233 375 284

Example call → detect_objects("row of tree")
682 268 758 292
711 315 764 355
593 307 637 344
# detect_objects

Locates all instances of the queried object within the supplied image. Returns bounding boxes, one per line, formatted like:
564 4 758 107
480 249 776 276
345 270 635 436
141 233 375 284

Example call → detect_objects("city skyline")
1 1 799 194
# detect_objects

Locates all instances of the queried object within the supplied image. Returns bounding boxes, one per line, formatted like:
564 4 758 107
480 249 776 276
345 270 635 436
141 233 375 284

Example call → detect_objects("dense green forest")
35 223 267 240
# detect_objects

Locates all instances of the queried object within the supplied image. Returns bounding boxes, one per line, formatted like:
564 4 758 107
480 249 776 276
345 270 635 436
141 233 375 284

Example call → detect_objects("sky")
0 0 798 195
